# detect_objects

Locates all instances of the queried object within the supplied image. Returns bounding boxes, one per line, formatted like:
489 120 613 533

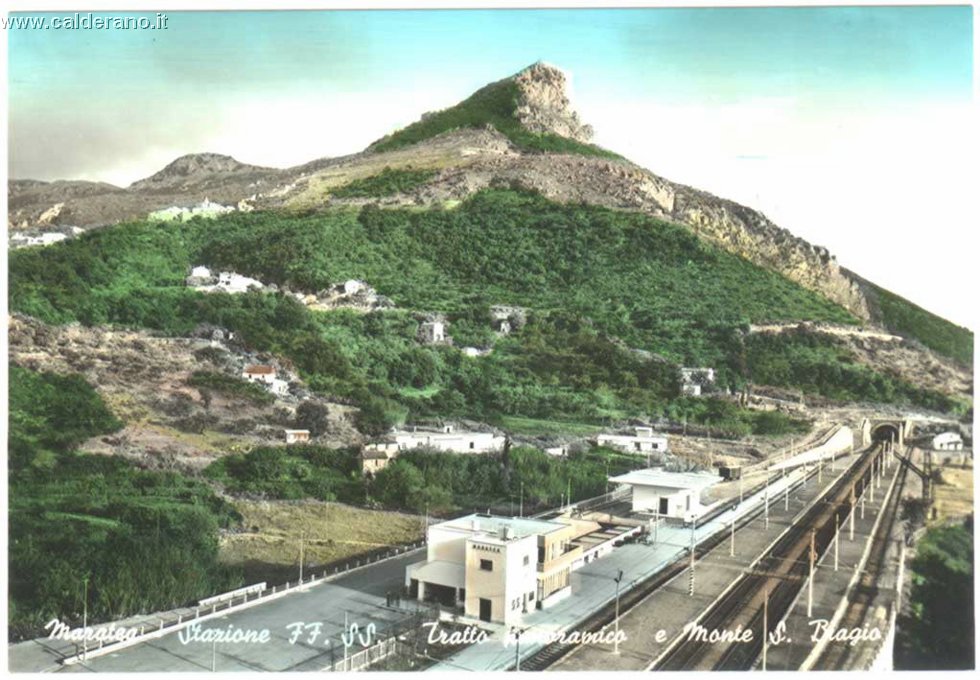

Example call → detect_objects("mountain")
7 63 971 365
7 62 972 642
128 152 277 192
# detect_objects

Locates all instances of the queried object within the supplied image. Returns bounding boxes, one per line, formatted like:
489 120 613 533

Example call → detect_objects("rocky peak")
129 153 267 190
511 62 593 144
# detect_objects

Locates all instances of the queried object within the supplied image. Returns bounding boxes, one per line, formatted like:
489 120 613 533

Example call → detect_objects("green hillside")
866 282 973 367
369 77 619 158
9 189 958 431
7 366 240 639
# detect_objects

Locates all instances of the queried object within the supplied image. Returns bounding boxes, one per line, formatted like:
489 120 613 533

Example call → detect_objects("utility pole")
613 569 624 655
784 468 789 512
762 586 769 671
654 508 660 543
834 513 840 571
82 575 89 661
818 456 823 483
803 460 808 488
861 491 866 520
739 474 744 504
807 528 816 617
764 470 770 529
730 519 736 556
849 487 856 540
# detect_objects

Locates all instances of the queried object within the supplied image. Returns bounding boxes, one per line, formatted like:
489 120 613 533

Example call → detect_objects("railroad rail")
812 449 909 669
654 443 891 671
514 446 864 671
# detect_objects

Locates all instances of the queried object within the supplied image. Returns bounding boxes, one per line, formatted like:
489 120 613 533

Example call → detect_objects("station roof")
439 513 567 539
609 467 722 491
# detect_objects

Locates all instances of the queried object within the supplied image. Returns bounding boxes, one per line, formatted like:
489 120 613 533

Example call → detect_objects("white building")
391 427 505 454
418 321 449 345
609 468 722 520
284 429 311 445
596 426 669 454
406 513 627 624
215 271 264 294
242 365 290 396
680 367 716 397
932 432 964 451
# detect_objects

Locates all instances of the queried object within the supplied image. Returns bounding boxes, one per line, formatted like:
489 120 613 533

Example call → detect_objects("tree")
295 401 331 436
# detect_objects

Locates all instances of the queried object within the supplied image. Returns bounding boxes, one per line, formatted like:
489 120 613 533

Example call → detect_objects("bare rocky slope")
8 315 360 472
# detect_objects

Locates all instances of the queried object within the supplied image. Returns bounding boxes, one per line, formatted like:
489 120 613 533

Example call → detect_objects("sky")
6 6 977 328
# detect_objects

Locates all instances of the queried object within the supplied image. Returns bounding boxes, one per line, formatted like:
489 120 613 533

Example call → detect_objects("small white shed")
609 468 722 520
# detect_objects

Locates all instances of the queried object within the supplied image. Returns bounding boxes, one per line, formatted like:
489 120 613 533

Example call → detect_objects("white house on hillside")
932 432 964 451
596 426 669 454
242 364 290 396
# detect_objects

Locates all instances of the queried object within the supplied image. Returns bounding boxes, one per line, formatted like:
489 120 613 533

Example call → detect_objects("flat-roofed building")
406 513 613 624
609 468 722 520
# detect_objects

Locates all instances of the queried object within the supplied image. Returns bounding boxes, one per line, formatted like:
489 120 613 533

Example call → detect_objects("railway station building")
406 513 639 624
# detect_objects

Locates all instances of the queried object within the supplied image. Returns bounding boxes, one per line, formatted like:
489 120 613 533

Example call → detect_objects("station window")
480 559 493 571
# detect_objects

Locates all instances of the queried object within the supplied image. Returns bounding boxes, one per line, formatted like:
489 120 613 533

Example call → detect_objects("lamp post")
807 528 816 617
762 586 769 671
613 569 624 654
299 534 305 583
512 626 527 670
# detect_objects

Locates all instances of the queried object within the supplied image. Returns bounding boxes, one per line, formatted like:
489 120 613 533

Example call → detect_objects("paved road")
10 550 427 673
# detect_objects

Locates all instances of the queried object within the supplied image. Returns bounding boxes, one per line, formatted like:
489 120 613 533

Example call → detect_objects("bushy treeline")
744 330 967 415
7 366 241 640
204 444 645 516
204 445 364 502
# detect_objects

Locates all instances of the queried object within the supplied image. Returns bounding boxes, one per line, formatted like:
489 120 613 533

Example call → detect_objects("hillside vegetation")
10 189 959 430
866 282 973 367
7 366 242 640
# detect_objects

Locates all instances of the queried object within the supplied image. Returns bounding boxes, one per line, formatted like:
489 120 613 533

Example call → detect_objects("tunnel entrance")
871 423 900 444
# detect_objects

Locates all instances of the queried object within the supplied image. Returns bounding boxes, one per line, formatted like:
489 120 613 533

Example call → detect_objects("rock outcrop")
512 62 594 143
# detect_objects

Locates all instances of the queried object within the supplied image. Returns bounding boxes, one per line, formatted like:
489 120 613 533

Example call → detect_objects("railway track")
514 448 861 671
653 444 888 671
814 449 909 670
